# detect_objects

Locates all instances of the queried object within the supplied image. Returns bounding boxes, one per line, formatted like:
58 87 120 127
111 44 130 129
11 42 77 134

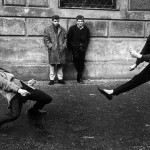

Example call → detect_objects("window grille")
60 0 116 9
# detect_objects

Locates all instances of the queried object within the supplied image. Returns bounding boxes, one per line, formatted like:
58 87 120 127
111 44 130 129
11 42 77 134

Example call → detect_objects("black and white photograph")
0 0 150 149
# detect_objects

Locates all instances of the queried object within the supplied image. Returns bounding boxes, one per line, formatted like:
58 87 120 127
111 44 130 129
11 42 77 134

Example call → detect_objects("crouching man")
0 68 52 127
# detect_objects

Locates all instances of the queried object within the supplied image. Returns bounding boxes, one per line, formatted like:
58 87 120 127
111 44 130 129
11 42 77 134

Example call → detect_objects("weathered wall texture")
0 0 150 80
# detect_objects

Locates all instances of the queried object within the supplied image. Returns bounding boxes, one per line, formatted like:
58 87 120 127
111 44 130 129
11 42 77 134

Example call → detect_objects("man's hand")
18 89 30 96
27 79 36 86
129 63 137 71
130 50 142 58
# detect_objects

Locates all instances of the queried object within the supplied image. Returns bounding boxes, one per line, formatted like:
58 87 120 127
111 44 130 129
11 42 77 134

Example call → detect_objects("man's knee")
8 112 20 121
45 96 52 104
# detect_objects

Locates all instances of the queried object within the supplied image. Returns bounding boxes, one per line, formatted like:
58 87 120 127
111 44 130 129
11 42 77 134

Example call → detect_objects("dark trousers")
136 36 150 65
0 82 52 126
113 64 150 96
72 49 86 80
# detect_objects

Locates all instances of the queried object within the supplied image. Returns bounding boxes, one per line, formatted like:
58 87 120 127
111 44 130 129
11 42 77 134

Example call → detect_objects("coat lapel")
58 27 61 36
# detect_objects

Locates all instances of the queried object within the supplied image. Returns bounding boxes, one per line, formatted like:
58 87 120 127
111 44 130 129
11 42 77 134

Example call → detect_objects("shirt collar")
77 25 84 30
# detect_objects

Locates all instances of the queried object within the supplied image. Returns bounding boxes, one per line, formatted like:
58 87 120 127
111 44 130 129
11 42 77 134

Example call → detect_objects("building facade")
0 0 150 80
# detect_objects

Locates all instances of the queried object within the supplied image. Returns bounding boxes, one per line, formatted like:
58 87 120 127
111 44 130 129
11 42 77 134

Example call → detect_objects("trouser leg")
113 64 150 96
0 95 23 126
27 89 52 110
49 64 56 80
57 64 63 80
77 51 86 79
73 50 86 80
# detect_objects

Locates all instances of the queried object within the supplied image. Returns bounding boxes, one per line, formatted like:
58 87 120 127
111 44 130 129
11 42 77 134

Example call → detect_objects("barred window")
60 0 117 9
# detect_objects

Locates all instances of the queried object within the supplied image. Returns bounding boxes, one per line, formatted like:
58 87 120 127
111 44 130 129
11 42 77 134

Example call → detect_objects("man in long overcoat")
44 15 67 85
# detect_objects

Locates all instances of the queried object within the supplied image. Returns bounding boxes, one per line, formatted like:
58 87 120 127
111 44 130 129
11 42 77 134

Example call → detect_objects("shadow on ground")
0 80 150 150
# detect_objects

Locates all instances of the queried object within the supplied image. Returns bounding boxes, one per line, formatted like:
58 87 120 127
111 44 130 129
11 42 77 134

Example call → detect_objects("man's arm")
135 36 150 66
0 77 30 96
60 29 67 51
0 77 20 93
85 27 90 50
43 28 52 49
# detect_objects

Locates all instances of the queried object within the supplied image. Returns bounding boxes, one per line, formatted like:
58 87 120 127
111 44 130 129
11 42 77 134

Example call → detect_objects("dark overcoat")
44 25 67 64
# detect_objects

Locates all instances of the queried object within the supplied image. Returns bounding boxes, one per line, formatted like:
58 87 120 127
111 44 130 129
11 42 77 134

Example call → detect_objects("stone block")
0 37 48 64
85 20 108 37
3 0 26 6
27 0 48 7
68 19 108 37
129 0 150 10
145 22 150 37
0 18 25 35
27 18 67 36
109 21 144 37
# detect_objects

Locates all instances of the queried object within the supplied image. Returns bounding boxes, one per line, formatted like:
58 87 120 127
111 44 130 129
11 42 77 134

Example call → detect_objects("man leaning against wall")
44 15 67 85
67 15 90 84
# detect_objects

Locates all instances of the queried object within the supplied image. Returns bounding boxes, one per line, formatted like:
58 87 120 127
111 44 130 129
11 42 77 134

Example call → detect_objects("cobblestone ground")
0 80 150 150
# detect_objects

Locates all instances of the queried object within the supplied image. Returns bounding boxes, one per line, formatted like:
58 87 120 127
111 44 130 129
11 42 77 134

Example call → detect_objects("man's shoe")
28 108 47 115
58 80 66 84
97 87 113 100
48 80 54 85
77 79 84 84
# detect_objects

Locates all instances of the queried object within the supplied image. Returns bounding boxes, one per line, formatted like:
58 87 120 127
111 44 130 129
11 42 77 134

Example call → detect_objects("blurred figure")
0 68 52 127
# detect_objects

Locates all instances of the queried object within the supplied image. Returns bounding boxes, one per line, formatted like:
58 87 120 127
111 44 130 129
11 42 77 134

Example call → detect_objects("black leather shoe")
97 87 113 100
77 79 84 84
28 108 47 115
48 80 54 85
58 80 66 84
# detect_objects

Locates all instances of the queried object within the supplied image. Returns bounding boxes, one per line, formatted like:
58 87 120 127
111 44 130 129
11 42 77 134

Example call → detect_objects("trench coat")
43 25 67 64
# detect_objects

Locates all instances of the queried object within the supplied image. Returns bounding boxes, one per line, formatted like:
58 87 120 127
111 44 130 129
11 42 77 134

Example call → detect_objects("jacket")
0 69 23 106
67 25 90 52
43 25 67 64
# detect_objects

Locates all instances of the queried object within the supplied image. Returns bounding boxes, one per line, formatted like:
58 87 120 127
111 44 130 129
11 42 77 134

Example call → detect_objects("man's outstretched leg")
98 64 150 100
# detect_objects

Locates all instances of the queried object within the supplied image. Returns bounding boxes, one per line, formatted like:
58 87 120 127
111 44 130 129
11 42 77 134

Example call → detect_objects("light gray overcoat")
44 25 67 64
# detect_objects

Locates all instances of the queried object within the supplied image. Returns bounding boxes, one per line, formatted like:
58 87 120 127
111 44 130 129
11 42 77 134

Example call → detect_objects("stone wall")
0 0 150 80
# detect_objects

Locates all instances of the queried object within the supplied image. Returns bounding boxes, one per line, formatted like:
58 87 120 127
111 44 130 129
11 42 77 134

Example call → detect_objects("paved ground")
0 80 150 150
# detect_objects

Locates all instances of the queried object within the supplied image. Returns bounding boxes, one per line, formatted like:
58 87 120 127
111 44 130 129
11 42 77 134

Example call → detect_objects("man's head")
76 15 84 28
52 15 60 27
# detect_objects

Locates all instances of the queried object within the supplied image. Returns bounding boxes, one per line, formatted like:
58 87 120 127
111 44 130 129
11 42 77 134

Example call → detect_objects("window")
60 0 117 9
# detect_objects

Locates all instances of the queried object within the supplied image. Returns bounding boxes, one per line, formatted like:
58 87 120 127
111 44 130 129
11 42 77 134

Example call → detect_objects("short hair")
76 15 84 21
52 15 60 20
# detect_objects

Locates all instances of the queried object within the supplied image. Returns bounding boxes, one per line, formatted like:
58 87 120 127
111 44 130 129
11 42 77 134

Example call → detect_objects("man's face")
77 19 84 27
52 19 59 27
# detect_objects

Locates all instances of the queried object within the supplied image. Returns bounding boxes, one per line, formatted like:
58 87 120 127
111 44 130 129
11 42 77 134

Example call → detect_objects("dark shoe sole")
28 109 47 115
97 87 112 100
58 80 66 84
48 81 55 85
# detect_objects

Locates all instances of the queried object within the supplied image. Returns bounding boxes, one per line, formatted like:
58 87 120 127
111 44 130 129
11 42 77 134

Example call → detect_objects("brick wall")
0 0 150 80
